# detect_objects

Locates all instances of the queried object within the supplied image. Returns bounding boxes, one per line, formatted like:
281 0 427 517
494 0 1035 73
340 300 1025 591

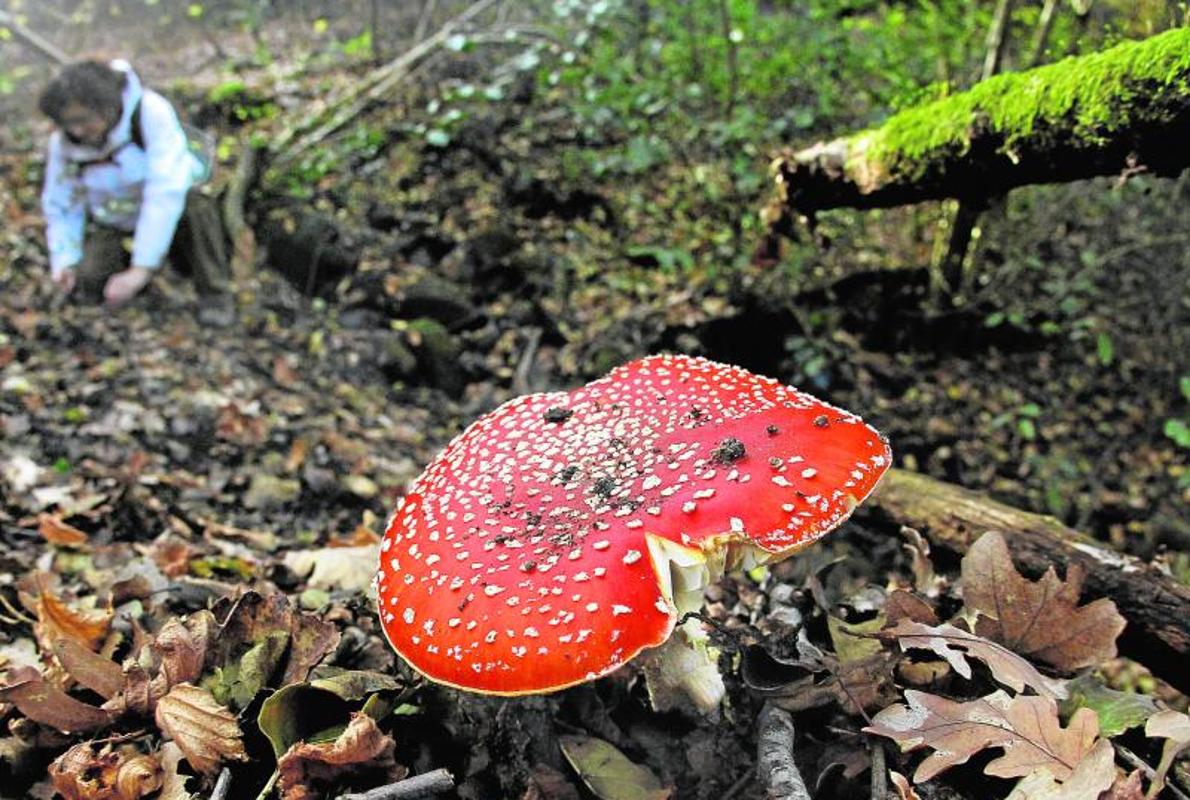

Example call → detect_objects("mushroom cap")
376 354 890 695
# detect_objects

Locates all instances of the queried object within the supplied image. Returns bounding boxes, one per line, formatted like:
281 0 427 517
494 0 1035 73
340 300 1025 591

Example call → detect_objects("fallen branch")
767 28 1190 221
0 10 69 65
757 701 812 800
269 0 500 164
337 768 455 800
222 138 261 286
868 469 1190 694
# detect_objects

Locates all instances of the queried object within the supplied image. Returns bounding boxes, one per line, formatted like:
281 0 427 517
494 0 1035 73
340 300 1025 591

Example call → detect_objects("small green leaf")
53 457 71 474
258 670 405 758
1017 418 1036 441
828 614 886 664
1096 333 1114 367
1165 419 1190 449
1180 376 1190 401
559 735 670 800
312 17 328 34
205 630 289 710
187 3 203 19
1061 674 1157 737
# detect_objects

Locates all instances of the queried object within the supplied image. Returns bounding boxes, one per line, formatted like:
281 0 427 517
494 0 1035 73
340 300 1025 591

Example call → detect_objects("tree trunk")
867 469 1190 694
767 28 1190 219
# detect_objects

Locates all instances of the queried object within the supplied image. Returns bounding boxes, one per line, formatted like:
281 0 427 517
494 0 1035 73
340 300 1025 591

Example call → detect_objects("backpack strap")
73 99 144 169
130 98 145 150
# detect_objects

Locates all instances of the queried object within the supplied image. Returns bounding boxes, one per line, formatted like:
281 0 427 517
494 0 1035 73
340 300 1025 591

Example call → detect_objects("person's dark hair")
38 60 126 124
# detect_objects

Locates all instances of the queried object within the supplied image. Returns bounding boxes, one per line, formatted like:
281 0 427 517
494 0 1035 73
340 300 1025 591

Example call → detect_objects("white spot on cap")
801 468 818 479
484 585 506 597
612 605 631 616
623 550 642 565
402 608 415 625
730 517 744 533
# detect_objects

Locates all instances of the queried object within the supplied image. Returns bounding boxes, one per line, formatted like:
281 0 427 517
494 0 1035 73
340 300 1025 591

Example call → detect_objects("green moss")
851 27 1190 175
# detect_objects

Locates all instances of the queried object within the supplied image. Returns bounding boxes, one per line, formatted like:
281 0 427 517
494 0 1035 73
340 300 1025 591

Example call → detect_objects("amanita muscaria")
376 354 890 710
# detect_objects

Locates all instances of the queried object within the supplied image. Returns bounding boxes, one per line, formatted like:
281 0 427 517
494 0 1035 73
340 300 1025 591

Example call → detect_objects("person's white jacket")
41 60 203 278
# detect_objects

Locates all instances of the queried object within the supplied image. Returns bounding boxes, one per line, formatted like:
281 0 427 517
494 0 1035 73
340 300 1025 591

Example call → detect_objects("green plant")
1164 376 1190 449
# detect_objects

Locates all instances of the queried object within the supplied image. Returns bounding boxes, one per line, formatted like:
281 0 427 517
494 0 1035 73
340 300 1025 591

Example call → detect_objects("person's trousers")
75 189 231 302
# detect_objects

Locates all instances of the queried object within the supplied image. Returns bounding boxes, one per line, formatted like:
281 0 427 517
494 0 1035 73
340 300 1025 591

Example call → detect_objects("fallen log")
767 27 1190 219
868 468 1190 694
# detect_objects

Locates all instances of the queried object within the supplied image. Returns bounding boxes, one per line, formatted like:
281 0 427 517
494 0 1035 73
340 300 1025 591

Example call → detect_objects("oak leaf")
1005 738 1117 800
961 532 1126 671
154 683 247 776
881 619 1067 699
864 690 1099 783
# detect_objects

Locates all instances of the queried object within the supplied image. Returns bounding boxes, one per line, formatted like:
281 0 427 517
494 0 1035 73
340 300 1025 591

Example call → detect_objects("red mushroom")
375 354 890 708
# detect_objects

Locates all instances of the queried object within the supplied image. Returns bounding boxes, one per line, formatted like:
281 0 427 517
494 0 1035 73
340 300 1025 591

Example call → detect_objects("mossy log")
769 28 1190 217
868 469 1190 694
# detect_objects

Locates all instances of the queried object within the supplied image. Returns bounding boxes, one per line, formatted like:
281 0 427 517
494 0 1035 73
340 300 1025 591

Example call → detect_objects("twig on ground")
209 767 231 800
337 768 455 800
1115 743 1190 800
0 11 68 65
870 738 887 800
757 701 812 800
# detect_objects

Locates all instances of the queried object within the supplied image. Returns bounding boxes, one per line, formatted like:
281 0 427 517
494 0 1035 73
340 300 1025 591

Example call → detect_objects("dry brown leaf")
889 771 922 800
327 522 381 547
1005 739 1117 800
961 532 1126 671
50 741 162 800
1101 770 1145 800
864 690 1100 783
156 742 195 800
33 575 113 655
209 591 338 686
0 669 113 733
154 683 247 776
881 619 1067 699
54 639 124 700
215 402 268 446
151 613 215 696
885 590 938 626
38 514 89 547
276 712 403 800
1145 709 1190 799
523 763 583 800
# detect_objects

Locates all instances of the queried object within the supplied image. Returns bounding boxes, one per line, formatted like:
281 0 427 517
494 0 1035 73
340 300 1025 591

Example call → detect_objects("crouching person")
39 59 235 327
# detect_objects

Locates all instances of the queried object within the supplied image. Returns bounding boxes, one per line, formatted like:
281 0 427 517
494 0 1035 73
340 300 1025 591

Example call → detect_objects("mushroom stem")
639 618 726 716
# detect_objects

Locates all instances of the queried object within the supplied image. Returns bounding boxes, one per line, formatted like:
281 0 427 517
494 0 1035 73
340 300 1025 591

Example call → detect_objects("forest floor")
0 33 1188 800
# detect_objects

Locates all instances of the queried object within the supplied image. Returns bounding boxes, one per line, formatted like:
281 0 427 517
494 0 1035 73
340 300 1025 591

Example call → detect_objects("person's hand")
104 266 154 305
52 267 77 294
